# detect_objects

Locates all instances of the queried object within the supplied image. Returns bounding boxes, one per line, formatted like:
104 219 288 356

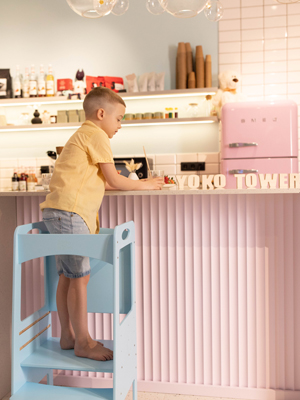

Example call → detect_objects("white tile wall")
0 157 53 189
0 154 220 189
220 0 300 170
155 153 220 177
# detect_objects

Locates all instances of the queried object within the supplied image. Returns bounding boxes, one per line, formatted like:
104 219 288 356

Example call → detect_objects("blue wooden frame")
11 221 137 400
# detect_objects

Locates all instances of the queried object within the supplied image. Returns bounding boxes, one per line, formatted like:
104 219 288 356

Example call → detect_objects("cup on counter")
149 170 164 179
42 173 52 190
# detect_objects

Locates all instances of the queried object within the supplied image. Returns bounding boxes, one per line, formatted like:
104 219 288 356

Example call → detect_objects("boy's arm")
105 181 118 191
100 163 163 191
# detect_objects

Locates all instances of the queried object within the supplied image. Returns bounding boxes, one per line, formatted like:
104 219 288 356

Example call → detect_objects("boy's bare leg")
56 274 104 350
67 274 113 361
56 274 75 349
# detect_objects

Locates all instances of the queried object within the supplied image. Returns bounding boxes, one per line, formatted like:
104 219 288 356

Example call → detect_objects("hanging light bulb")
112 0 129 15
274 0 300 3
66 0 102 18
162 0 208 18
204 0 223 22
93 0 116 16
146 0 165 15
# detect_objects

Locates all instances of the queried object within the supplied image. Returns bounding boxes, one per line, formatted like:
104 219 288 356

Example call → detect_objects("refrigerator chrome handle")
229 142 258 148
229 169 259 174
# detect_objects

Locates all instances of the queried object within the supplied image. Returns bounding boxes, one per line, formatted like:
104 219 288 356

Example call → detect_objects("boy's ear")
96 108 105 120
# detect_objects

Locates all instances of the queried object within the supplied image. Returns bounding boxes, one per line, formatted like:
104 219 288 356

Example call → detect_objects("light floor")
2 392 250 400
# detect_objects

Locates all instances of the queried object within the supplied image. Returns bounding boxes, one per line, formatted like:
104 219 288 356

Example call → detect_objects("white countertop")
1 187 300 196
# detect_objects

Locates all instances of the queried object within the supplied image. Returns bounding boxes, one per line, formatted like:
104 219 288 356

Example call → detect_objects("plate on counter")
163 183 177 188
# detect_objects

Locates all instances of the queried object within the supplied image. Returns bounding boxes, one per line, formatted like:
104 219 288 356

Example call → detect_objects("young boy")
40 87 163 362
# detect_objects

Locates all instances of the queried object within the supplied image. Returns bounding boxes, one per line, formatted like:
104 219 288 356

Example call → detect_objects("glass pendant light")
161 0 208 18
146 0 165 15
93 0 116 16
112 0 129 15
204 0 223 22
66 0 102 18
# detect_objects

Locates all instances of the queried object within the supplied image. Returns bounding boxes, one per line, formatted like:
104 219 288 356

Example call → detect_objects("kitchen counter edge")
1 188 300 196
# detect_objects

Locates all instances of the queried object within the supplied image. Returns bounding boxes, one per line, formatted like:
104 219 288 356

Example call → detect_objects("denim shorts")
42 208 91 279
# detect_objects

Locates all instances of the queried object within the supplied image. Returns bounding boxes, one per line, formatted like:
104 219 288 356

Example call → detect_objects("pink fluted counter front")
1 188 300 400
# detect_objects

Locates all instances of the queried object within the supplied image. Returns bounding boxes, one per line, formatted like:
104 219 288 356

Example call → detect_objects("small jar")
187 103 200 118
154 112 163 119
50 115 57 124
124 113 134 120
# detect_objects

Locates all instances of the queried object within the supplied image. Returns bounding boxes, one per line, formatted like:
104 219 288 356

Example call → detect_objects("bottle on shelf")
19 173 26 192
11 172 19 191
175 108 178 118
38 64 46 97
29 65 37 97
27 170 36 191
22 67 30 98
46 64 55 97
13 65 22 98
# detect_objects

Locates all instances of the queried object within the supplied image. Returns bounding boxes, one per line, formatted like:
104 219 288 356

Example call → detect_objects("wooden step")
21 337 113 373
10 382 113 400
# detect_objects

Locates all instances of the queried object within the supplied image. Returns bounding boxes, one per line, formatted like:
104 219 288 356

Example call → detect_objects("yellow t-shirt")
40 120 114 234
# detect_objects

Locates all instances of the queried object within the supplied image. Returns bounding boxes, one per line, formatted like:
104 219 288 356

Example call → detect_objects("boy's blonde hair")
83 87 126 117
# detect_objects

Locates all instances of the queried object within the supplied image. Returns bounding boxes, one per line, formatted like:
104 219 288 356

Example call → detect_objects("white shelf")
0 117 218 132
0 88 218 107
122 117 218 126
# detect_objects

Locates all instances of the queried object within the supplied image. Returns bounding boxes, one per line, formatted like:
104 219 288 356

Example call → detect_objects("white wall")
0 0 219 162
0 0 218 90
219 0 300 168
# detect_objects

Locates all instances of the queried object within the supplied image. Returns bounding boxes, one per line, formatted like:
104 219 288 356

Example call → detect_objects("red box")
86 76 124 93
57 79 73 91
103 76 124 92
86 76 105 94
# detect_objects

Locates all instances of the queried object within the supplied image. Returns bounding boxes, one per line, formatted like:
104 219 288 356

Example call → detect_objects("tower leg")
47 370 53 385
132 379 137 400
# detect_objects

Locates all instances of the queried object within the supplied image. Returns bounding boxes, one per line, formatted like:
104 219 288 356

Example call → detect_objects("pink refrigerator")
220 100 298 189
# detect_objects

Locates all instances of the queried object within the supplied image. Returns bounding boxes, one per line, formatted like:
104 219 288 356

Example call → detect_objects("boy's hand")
140 177 164 190
100 163 164 191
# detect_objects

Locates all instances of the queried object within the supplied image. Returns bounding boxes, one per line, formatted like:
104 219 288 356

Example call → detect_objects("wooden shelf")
0 117 218 132
0 88 218 107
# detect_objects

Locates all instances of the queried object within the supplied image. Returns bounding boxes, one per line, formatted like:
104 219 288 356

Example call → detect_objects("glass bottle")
22 67 30 98
27 173 36 191
19 173 26 191
205 95 212 116
14 65 22 98
46 64 55 97
38 64 46 97
11 172 19 191
29 64 37 97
